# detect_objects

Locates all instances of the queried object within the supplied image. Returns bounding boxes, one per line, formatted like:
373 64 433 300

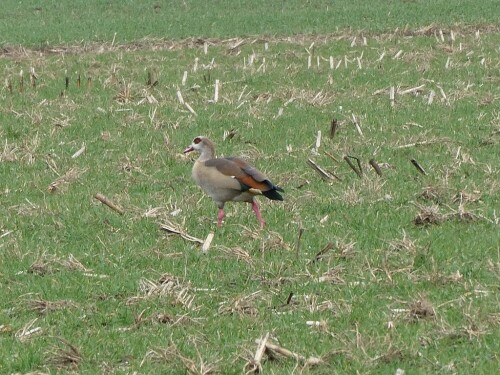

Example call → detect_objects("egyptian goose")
183 136 283 228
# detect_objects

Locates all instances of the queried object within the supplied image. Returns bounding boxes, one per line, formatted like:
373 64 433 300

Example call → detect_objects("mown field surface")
1 1 499 374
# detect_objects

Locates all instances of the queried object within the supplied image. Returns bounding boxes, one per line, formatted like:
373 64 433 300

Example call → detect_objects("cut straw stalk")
307 158 335 181
411 159 427 175
94 193 124 215
344 156 363 178
201 232 214 253
253 338 322 366
253 332 269 371
159 221 203 244
351 114 364 137
369 159 383 176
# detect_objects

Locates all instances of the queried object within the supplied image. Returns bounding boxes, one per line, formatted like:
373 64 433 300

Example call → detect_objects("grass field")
2 0 500 46
1 1 499 374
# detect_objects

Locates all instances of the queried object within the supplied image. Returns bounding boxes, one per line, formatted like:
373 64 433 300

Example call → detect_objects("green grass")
1 2 500 374
1 0 500 46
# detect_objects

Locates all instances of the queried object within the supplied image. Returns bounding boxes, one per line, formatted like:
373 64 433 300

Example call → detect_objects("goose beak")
183 145 194 154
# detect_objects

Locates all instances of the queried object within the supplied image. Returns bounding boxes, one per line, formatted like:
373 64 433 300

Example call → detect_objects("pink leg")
217 208 225 227
251 200 266 228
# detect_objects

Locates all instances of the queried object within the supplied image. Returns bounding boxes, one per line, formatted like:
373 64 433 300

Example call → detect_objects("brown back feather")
205 157 274 192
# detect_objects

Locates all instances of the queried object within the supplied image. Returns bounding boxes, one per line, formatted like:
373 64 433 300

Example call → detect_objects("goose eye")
193 137 202 144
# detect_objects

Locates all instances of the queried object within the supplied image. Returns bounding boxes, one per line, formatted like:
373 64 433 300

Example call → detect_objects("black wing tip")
263 188 284 201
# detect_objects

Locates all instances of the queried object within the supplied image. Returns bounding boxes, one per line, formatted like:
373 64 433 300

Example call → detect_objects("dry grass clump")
388 231 418 253
243 333 323 373
413 198 486 226
113 81 135 103
48 167 87 193
279 87 335 107
15 318 43 342
377 347 407 364
408 296 436 322
142 342 219 375
218 291 264 317
332 239 357 260
317 266 346 284
219 246 255 267
26 298 77 315
427 270 464 285
8 201 40 217
487 313 500 326
61 254 92 272
419 186 444 204
414 204 446 226
418 186 483 208
335 177 388 206
452 190 481 204
448 209 480 223
27 259 54 276
340 185 362 205
0 140 18 162
298 294 339 313
0 324 13 334
241 228 291 252
273 290 349 317
45 337 82 370
27 253 94 276
132 310 202 329
133 273 196 309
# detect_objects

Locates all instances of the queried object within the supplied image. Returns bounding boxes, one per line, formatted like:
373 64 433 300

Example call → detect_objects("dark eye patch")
193 137 202 144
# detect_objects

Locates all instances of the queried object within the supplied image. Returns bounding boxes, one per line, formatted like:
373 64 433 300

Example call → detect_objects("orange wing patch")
236 174 270 192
